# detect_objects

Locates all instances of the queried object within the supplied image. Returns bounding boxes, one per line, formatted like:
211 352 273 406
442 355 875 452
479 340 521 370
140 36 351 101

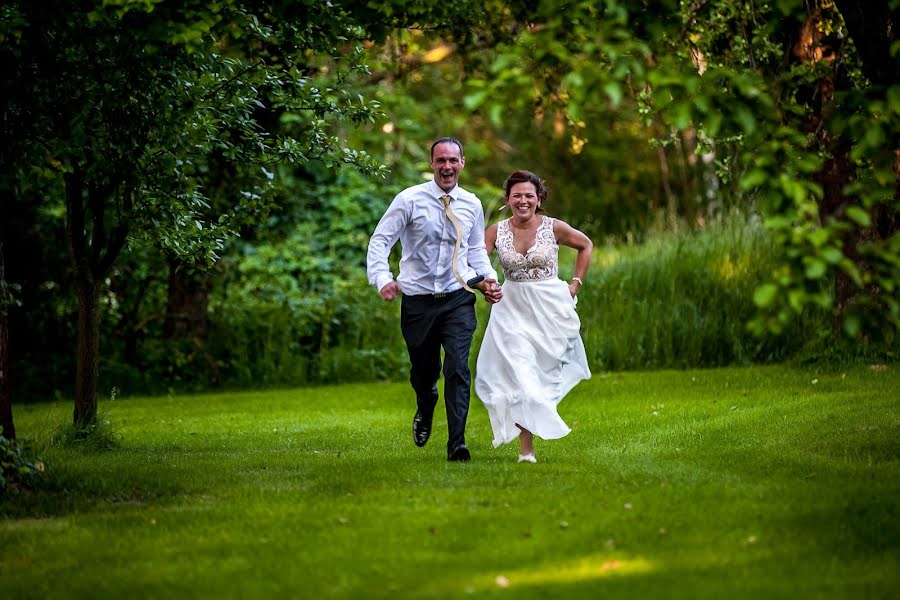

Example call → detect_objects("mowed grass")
2 365 899 599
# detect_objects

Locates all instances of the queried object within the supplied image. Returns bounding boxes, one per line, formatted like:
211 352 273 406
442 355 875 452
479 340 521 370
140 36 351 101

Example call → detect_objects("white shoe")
517 453 537 463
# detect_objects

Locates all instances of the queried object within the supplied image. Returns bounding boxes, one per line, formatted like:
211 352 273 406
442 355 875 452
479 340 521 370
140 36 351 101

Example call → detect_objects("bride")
475 170 593 463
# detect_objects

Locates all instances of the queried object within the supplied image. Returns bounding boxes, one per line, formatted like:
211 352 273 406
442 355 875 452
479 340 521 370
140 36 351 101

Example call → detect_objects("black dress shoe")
412 411 432 447
447 445 471 462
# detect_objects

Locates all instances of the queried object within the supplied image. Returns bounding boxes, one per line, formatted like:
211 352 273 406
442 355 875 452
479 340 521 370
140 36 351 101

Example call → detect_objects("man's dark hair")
430 137 464 159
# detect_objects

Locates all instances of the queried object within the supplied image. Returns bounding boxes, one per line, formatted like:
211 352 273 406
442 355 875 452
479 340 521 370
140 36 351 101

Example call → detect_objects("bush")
49 415 120 452
567 215 830 370
0 436 44 494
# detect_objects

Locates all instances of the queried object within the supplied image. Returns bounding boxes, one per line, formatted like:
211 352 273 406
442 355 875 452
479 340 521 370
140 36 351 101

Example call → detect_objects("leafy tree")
463 0 898 341
2 1 384 424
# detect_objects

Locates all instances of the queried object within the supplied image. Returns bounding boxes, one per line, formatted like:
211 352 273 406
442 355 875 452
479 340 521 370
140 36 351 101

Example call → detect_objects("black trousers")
400 289 477 452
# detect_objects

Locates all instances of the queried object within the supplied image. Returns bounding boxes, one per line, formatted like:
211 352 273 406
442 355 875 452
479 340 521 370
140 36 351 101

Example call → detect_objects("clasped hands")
474 278 502 304
378 279 503 304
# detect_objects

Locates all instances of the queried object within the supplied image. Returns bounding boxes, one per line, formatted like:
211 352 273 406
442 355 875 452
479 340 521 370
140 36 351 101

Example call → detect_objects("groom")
367 137 502 461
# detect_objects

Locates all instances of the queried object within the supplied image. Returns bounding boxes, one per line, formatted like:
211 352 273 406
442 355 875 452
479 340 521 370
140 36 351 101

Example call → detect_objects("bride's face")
507 182 540 220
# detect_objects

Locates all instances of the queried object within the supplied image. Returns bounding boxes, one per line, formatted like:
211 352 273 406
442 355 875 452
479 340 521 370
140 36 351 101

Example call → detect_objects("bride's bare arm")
484 223 498 256
554 219 593 296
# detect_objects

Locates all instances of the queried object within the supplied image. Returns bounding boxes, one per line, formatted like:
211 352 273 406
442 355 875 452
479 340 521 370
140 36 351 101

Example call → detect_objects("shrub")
49 415 120 452
0 436 44 494
566 215 830 370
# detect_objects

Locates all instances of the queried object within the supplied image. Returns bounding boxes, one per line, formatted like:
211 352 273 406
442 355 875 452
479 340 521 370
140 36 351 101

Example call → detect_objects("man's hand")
379 281 400 301
476 278 503 304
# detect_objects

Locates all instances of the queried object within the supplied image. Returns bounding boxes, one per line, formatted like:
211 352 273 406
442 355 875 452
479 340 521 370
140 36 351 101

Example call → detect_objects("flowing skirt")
475 278 591 447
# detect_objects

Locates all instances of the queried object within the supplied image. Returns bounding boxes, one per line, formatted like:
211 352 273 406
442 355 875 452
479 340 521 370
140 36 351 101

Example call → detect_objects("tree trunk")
0 241 15 440
163 259 219 384
791 12 860 333
74 278 100 425
64 166 130 426
163 259 210 341
794 6 900 333
818 147 860 332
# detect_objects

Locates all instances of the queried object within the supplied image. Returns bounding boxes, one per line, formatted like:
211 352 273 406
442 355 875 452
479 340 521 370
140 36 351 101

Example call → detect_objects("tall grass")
208 276 408 389
212 215 831 389
560 215 828 371
168 215 833 392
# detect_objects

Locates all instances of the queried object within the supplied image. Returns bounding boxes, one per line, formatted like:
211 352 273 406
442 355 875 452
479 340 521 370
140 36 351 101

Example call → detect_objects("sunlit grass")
2 365 899 598
462 555 656 593
558 215 835 370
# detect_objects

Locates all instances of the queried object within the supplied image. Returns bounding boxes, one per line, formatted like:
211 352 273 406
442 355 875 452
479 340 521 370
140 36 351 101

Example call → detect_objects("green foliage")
3 0 396 410
208 169 407 387
210 274 407 387
0 436 44 495
4 0 388 266
457 0 900 341
6 0 897 403
572 214 829 370
49 413 121 452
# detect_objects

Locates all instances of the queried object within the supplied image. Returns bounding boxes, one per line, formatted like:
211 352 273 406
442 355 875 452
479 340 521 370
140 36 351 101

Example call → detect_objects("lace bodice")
496 216 558 282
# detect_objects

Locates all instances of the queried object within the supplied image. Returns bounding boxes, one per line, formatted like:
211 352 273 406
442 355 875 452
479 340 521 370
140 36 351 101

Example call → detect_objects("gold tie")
441 194 475 293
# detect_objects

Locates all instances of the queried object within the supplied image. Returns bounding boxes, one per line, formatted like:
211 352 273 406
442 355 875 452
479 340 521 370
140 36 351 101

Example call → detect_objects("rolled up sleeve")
367 195 408 292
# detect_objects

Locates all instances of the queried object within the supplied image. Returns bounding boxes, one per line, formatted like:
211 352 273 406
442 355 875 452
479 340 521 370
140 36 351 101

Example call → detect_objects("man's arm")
466 205 502 303
465 204 498 282
367 194 408 298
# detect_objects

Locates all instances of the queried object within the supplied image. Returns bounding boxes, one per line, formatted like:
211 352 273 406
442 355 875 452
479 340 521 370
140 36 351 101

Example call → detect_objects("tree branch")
64 169 87 271
89 182 107 271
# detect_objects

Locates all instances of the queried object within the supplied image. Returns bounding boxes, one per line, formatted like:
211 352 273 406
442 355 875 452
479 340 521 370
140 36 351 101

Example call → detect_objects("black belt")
413 276 483 300
409 288 466 300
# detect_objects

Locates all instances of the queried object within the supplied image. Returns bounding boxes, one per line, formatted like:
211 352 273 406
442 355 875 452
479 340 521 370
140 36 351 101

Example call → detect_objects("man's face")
431 142 465 192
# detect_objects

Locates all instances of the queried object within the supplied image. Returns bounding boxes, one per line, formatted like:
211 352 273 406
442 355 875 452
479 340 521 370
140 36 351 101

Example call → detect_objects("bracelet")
572 276 583 286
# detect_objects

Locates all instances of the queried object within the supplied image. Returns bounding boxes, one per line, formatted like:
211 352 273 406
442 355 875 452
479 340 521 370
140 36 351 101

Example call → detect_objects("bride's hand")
479 279 503 304
568 282 579 298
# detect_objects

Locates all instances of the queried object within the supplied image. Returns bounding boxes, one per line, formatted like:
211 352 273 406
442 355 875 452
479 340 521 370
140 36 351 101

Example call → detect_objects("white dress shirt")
367 180 498 296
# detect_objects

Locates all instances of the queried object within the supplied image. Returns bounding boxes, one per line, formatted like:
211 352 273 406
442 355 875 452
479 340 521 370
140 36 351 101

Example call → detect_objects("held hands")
380 279 502 303
379 281 401 301
476 278 503 304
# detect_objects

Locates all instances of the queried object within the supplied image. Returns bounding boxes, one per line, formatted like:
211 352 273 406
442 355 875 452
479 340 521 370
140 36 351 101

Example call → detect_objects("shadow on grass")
0 453 189 519
0 425 432 519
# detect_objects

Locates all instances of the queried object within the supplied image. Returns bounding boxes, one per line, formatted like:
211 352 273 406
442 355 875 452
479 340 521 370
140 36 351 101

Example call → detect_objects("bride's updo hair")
503 170 548 213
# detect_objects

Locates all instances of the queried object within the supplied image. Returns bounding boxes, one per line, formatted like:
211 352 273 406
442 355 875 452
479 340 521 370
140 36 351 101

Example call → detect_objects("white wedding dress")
475 216 591 447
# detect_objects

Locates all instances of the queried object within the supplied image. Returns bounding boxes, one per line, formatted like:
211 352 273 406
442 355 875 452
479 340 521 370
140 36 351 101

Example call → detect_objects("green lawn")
2 365 899 598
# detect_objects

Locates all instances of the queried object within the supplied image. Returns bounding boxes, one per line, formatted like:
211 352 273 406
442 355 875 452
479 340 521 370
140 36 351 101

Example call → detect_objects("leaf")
603 81 623 108
740 169 767 191
488 103 503 127
671 102 692 130
887 84 900 115
843 315 861 338
807 228 828 247
763 215 791 229
734 107 755 135
845 206 871 227
803 257 827 280
815 249 843 271
463 89 488 111
788 289 805 313
704 111 722 137
753 283 777 308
